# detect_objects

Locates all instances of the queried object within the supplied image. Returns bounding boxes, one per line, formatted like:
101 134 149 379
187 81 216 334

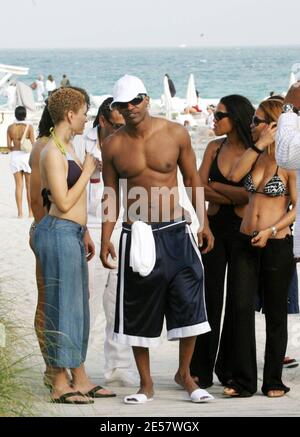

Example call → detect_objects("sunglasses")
214 111 230 122
111 94 147 110
252 115 267 126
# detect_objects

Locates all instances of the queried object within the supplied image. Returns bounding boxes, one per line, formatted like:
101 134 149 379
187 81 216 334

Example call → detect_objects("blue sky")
1 0 300 48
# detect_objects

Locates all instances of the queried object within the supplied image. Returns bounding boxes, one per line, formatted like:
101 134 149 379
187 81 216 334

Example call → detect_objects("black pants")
190 207 242 387
229 233 294 395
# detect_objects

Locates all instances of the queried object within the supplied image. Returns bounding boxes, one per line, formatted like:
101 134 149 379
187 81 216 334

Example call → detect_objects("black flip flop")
85 385 116 398
50 391 94 404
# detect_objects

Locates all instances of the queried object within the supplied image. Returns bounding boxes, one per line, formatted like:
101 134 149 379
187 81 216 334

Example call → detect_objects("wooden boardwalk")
30 311 300 417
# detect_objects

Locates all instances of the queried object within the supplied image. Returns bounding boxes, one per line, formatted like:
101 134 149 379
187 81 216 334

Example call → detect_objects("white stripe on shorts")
118 232 127 335
113 332 162 348
167 321 211 341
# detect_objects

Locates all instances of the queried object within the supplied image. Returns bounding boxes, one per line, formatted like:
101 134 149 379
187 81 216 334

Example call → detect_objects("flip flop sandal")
85 385 116 398
50 391 94 404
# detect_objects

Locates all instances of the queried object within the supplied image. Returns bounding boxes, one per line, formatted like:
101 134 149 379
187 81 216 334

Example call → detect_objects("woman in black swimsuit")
224 98 297 397
190 95 254 388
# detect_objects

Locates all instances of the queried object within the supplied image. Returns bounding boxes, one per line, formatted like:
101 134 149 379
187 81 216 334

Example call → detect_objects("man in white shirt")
74 98 138 386
36 75 45 102
6 81 17 109
276 81 300 258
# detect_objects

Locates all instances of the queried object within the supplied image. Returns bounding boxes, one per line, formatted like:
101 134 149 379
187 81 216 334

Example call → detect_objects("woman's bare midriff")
48 191 88 226
241 194 291 238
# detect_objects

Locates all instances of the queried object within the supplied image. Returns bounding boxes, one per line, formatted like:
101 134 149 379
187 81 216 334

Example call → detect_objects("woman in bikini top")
224 97 297 399
229 98 296 244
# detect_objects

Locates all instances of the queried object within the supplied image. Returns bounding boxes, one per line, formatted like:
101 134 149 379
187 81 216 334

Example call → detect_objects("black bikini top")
244 160 288 197
209 138 245 187
41 153 82 211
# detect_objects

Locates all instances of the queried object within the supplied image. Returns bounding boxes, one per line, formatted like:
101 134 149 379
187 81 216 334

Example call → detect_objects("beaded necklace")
50 127 66 156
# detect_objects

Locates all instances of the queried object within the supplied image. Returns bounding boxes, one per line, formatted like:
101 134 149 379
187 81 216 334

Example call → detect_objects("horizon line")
1 44 300 50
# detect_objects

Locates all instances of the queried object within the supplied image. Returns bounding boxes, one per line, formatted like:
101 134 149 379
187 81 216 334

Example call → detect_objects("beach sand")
1 153 300 417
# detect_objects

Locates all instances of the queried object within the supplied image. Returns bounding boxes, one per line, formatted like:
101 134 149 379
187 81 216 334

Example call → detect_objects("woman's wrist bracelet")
251 143 264 154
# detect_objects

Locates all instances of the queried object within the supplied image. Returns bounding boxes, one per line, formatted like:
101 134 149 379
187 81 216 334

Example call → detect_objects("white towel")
129 221 156 277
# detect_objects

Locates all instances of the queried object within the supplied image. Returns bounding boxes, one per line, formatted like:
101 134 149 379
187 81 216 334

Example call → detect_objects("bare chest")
114 139 179 179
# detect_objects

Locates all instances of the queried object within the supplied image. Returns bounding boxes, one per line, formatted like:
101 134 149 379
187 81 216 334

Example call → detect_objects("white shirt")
36 79 45 102
45 79 56 92
275 112 300 256
6 85 16 109
206 112 214 129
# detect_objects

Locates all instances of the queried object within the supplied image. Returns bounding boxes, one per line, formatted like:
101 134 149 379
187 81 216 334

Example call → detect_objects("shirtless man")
100 75 214 404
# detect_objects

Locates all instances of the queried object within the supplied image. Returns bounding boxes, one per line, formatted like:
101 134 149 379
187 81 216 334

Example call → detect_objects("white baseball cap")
111 74 147 106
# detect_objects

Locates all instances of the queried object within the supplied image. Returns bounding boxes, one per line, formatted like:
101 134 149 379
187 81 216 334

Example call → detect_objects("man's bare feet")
174 371 199 395
136 384 154 400
124 381 154 404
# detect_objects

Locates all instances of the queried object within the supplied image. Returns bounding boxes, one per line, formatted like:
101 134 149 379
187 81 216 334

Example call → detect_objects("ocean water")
1 46 300 104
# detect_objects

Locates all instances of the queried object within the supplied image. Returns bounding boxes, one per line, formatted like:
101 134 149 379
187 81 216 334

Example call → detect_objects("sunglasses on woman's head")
214 111 230 122
252 115 267 126
112 94 147 110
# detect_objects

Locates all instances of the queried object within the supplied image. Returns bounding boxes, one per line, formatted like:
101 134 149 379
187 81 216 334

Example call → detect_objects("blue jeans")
32 215 90 368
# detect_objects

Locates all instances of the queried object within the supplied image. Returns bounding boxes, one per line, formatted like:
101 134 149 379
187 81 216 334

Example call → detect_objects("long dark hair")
93 97 113 128
37 103 53 138
220 95 254 149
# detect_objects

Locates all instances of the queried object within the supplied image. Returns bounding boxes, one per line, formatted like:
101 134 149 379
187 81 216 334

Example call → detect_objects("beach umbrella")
186 73 198 108
163 75 172 120
289 72 297 89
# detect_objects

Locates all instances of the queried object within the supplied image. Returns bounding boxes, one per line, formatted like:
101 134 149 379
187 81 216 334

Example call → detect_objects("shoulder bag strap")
21 124 30 143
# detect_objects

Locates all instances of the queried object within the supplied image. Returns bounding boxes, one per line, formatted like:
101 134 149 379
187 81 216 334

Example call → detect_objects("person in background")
184 91 202 114
224 98 296 398
275 82 300 371
276 81 300 258
190 95 254 389
45 75 56 96
7 105 35 217
82 98 138 386
61 74 71 87
5 80 17 109
31 75 45 103
165 73 176 97
29 102 56 387
206 104 216 129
